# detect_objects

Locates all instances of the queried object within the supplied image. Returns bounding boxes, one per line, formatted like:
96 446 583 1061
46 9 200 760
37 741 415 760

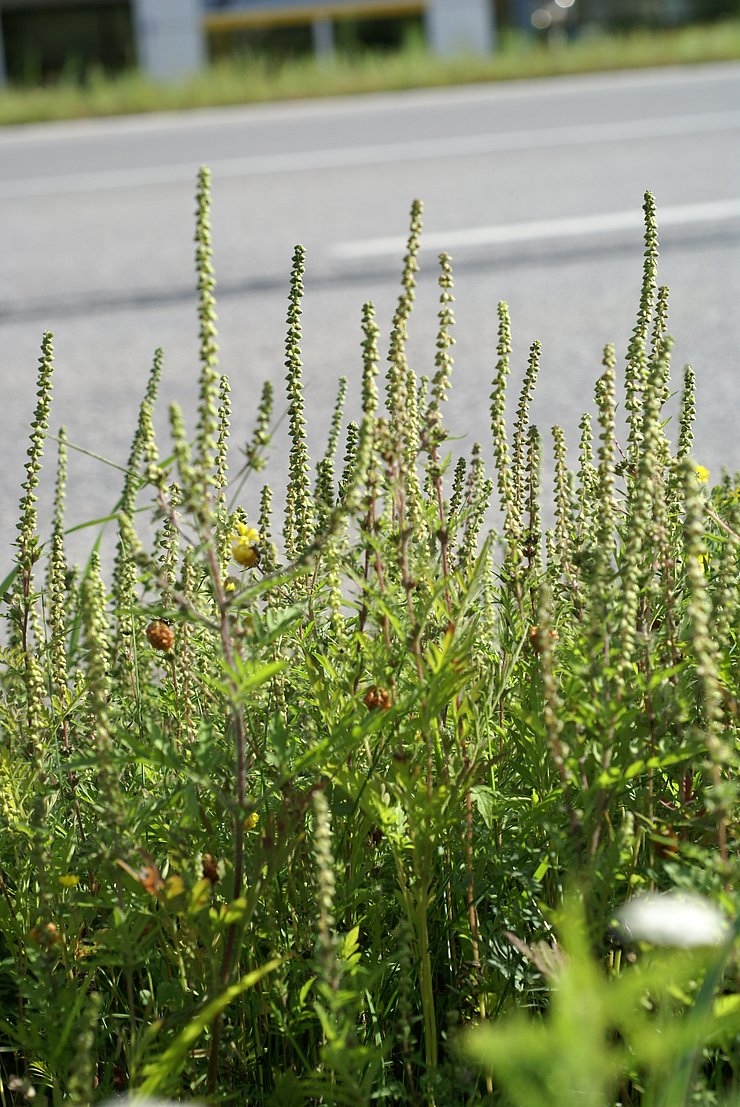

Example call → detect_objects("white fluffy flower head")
615 891 729 948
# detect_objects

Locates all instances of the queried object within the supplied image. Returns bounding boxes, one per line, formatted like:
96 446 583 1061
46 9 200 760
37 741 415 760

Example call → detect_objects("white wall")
132 0 206 81
425 0 495 56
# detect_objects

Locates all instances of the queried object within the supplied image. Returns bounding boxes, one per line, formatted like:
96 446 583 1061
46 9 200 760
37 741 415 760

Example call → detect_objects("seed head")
202 853 221 884
30 921 60 948
363 685 392 711
146 620 175 652
529 625 559 653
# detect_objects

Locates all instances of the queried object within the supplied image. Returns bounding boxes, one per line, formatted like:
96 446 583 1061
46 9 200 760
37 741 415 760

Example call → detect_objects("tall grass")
0 171 738 1106
1 19 739 127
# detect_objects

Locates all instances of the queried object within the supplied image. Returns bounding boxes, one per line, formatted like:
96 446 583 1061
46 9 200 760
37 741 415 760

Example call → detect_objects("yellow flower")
695 464 710 484
59 874 80 888
230 521 260 569
243 812 259 831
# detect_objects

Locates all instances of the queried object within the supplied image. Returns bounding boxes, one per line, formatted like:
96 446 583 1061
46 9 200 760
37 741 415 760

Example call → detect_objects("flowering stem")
205 537 249 1093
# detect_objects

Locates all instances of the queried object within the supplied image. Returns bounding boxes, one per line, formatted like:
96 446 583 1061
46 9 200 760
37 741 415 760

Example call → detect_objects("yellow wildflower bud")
244 812 259 830
695 465 710 484
230 521 260 569
234 544 259 569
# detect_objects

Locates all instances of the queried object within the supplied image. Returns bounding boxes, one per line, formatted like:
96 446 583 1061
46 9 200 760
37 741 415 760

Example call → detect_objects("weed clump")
0 175 737 1106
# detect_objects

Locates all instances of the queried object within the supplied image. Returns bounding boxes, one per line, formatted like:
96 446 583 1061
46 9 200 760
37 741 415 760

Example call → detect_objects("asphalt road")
2 61 739 570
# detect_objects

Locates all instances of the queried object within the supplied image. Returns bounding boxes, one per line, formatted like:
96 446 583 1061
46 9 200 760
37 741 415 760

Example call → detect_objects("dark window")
2 2 134 84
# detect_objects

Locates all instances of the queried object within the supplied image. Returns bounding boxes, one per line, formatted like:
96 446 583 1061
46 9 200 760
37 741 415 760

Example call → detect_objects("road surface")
1 62 739 569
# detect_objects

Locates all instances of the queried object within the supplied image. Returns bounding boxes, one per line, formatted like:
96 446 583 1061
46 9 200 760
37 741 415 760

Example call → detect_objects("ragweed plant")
0 175 737 1107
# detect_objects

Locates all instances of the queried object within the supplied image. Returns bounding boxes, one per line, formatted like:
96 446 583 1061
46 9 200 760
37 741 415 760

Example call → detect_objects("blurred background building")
0 0 738 86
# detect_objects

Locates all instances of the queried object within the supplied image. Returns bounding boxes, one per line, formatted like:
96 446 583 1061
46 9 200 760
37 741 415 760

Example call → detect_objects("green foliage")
0 175 738 1107
466 898 740 1107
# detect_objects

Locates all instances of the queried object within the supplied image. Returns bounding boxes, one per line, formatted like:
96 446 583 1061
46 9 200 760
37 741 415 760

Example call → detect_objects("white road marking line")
330 198 740 259
1 108 740 199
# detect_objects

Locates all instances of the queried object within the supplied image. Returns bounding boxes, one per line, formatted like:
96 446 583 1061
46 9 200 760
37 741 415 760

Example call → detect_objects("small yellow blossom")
230 521 260 569
59 874 80 888
244 812 259 831
695 465 710 484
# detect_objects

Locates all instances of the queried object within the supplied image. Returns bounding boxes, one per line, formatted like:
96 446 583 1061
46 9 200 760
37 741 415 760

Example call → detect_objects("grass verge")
0 19 739 127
